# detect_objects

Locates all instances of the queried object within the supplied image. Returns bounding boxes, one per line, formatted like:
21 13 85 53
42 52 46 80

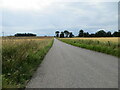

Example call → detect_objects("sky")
0 0 119 36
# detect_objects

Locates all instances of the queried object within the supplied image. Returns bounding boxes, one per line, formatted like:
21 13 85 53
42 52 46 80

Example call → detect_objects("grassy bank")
58 38 119 57
2 37 53 88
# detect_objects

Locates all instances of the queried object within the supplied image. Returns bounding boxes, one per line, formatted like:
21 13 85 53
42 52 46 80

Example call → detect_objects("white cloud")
1 0 119 11
1 1 118 36
1 0 55 11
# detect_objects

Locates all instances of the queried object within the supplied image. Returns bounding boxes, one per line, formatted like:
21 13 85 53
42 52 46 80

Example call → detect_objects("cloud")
1 0 119 11
1 1 118 36
1 0 55 11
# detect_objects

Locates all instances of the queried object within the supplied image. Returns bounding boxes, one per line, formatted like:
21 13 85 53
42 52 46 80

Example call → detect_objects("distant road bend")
26 38 118 88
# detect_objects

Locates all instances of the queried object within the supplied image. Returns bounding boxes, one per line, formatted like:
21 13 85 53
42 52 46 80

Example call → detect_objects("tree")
78 30 84 37
89 33 95 37
113 31 118 37
118 30 120 37
60 32 64 38
69 32 74 38
84 32 89 37
106 31 112 37
15 33 36 37
95 30 106 37
55 31 60 37
64 30 69 37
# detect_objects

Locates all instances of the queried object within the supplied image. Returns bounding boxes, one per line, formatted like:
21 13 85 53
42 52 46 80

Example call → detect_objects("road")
26 38 118 88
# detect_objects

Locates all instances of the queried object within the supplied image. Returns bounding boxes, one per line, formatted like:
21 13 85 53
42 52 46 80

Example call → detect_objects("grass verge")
58 38 120 57
2 38 54 88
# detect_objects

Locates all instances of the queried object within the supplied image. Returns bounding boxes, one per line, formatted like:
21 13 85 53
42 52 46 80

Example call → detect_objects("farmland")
61 37 118 43
2 37 53 88
58 37 119 57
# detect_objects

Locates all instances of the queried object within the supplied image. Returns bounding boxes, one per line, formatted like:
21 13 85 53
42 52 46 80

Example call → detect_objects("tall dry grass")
2 37 53 88
62 37 119 43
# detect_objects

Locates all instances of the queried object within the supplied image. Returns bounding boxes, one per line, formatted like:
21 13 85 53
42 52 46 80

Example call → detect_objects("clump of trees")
55 30 74 38
78 29 120 37
15 33 36 37
80 30 120 37
55 29 120 38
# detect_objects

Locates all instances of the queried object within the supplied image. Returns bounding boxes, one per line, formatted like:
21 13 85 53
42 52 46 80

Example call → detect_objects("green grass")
58 38 120 57
2 38 53 88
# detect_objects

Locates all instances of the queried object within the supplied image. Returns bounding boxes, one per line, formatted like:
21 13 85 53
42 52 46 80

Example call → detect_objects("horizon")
2 29 119 37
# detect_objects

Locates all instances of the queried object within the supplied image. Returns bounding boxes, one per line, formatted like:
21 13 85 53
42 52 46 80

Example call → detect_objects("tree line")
15 33 36 37
55 30 120 38
55 30 74 38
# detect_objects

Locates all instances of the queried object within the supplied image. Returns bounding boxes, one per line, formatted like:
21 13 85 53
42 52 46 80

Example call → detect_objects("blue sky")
0 0 119 36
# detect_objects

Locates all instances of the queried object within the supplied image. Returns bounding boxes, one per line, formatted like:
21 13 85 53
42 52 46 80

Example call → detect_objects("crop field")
61 37 118 43
58 37 120 57
2 37 53 88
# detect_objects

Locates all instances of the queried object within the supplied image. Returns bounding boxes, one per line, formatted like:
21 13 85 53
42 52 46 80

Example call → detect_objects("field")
62 37 118 43
2 37 53 88
58 37 120 57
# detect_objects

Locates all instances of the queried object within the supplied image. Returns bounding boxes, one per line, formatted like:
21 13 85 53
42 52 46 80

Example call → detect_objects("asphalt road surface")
26 38 118 88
